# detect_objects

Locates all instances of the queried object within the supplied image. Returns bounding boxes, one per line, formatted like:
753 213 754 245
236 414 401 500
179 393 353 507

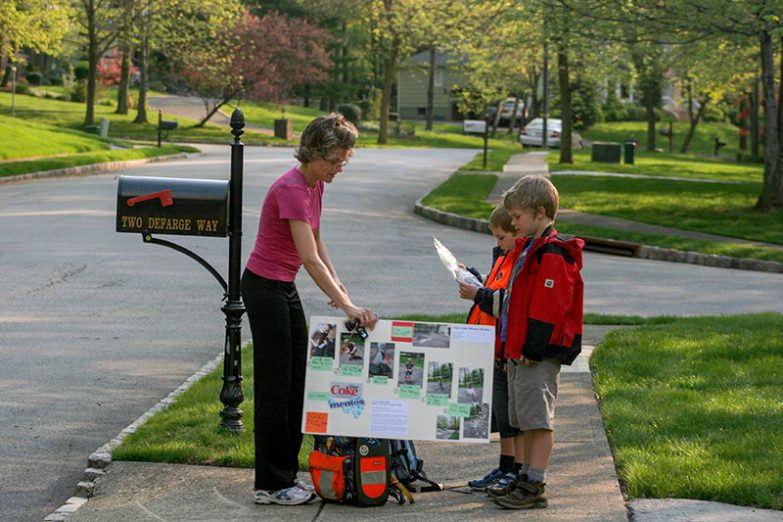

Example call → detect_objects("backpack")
388 439 443 502
309 436 390 507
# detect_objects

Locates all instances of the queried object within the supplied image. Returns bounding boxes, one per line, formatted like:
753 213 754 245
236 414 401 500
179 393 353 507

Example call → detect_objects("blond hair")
502 175 559 220
488 203 514 232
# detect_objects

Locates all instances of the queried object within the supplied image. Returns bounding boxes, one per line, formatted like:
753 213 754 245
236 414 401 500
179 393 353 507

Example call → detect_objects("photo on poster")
398 352 425 386
310 323 336 358
457 367 485 405
463 403 490 439
339 332 365 370
369 342 395 378
412 323 451 348
436 415 460 440
426 362 453 397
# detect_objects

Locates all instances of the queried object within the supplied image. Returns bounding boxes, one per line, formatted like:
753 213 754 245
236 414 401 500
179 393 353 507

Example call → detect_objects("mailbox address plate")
116 175 229 237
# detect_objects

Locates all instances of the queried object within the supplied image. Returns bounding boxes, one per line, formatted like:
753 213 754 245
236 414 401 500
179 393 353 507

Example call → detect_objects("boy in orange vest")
459 203 525 491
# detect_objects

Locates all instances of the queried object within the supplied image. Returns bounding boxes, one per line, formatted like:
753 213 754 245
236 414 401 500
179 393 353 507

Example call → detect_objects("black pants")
241 269 308 491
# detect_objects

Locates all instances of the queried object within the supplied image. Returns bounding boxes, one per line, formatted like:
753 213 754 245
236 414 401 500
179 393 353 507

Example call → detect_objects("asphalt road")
2 144 783 521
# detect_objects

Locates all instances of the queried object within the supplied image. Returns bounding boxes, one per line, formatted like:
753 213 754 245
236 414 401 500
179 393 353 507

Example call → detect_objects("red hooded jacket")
502 227 584 364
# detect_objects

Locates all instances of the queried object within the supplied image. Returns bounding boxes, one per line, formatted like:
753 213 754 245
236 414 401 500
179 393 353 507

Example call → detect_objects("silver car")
519 118 582 149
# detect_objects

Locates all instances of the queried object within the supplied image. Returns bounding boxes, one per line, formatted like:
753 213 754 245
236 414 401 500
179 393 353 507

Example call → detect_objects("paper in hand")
433 237 482 287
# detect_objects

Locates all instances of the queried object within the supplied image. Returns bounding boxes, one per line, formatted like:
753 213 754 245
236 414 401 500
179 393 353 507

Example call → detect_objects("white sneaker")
254 483 316 505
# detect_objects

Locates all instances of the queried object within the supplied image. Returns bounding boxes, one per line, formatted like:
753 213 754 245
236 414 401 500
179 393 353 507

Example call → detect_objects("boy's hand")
458 282 479 300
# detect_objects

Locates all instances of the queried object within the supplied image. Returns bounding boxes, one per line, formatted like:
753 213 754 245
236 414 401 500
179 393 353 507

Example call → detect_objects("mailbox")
159 119 178 131
116 176 229 237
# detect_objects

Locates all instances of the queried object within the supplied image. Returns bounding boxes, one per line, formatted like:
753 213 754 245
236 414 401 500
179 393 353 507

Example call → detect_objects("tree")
175 9 332 127
0 0 71 85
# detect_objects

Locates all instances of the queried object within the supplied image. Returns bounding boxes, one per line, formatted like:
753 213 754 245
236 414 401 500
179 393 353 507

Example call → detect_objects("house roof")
402 48 467 68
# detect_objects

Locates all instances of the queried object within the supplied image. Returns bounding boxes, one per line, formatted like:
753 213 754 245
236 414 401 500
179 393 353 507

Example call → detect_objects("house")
396 48 466 121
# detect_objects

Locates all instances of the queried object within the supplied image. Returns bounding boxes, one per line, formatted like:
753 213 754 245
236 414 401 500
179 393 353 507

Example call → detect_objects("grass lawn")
0 114 109 160
0 92 283 150
419 173 783 262
591 313 783 509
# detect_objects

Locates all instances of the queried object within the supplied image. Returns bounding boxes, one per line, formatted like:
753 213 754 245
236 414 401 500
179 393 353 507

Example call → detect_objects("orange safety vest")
466 251 514 326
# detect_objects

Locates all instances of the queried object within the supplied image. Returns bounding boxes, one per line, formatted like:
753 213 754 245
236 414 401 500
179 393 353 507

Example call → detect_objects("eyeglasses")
323 157 350 168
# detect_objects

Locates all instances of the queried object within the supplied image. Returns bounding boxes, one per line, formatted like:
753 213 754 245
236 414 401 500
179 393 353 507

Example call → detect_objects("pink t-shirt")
246 166 323 282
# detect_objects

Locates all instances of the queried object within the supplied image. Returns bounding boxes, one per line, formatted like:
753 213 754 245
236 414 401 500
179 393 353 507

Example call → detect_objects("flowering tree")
176 9 332 127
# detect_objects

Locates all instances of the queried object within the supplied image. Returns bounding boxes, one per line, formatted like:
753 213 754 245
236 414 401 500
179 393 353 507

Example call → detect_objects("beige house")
396 49 466 121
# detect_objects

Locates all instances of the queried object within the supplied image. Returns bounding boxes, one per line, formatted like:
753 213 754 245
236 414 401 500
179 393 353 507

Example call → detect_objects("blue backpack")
388 440 443 500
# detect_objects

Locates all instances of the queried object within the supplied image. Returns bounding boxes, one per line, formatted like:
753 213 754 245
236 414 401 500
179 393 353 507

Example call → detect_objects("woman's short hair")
295 113 358 163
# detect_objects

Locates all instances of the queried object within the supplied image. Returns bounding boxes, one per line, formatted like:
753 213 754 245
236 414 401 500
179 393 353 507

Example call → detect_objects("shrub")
70 82 87 102
337 103 361 126
361 87 382 122
603 92 628 121
26 72 43 86
74 61 90 81
702 104 726 123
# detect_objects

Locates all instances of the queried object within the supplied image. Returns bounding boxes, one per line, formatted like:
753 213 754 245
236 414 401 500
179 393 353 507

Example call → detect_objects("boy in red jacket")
488 175 584 510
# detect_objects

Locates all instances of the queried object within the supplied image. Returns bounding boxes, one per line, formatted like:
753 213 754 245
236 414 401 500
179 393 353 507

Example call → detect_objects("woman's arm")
314 228 347 297
290 220 376 326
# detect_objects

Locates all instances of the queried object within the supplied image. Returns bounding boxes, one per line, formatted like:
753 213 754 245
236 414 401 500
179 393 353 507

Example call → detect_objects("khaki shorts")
507 357 561 431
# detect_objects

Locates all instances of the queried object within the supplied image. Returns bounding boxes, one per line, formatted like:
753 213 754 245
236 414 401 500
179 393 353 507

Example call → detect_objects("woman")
242 113 377 506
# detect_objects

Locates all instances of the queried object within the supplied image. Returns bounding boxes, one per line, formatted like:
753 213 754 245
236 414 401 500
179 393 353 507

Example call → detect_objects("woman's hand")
344 305 378 329
458 282 479 300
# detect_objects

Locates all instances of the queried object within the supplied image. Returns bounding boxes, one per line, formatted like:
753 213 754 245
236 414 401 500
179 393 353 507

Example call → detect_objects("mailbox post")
219 109 246 432
116 108 247 432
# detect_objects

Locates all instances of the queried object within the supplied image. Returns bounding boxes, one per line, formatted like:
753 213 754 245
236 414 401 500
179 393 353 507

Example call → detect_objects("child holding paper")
458 203 524 491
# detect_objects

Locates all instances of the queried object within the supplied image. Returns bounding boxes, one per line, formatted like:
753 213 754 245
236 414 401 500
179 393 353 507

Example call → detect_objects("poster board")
301 316 495 443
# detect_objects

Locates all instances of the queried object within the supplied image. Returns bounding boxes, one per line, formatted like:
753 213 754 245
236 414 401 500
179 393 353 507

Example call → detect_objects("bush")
702 104 726 123
337 103 361 126
70 82 87 102
26 72 43 86
74 61 90 82
602 92 628 122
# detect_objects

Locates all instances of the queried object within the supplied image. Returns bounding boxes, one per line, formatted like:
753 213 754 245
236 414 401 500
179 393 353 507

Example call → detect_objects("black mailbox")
116 176 229 237
160 119 178 131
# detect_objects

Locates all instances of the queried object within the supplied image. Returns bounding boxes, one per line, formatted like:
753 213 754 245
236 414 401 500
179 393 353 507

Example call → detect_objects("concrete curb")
414 192 783 275
0 153 189 186
43 353 224 521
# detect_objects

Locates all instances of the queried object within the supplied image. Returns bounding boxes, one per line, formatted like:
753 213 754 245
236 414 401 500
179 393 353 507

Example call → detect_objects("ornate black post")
219 108 246 432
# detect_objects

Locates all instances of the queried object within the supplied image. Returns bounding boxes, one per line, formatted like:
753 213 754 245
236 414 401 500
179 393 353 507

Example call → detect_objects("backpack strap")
407 475 444 493
390 473 415 504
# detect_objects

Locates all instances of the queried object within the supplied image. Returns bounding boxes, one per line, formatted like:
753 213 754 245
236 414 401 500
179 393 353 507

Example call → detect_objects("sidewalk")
57 327 629 522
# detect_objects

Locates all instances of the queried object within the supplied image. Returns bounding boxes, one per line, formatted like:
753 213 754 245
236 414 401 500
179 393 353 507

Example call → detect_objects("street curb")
0 153 189 186
414 195 783 274
43 352 224 521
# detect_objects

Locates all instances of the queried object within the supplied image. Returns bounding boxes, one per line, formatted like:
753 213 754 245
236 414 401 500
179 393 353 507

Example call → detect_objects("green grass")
554 175 783 246
0 144 198 178
419 173 783 262
551 149 763 183
0 114 110 160
583 121 743 158
0 92 282 149
591 313 783 509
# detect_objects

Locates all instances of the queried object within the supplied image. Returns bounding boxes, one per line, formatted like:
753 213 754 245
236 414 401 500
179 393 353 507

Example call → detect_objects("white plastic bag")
433 237 482 287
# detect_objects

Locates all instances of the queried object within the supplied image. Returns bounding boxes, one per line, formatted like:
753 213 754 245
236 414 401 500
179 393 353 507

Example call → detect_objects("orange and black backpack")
309 436 390 507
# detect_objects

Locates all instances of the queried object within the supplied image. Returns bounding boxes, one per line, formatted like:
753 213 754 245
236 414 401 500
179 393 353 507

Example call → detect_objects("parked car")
519 118 582 149
498 98 525 126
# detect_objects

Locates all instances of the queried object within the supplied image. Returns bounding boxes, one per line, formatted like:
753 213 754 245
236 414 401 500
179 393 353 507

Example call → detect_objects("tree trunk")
378 36 399 145
116 48 131 115
680 98 707 154
133 21 150 124
426 45 435 131
508 97 520 135
738 94 748 151
751 74 760 163
84 0 98 127
756 31 782 210
491 99 502 138
558 49 572 164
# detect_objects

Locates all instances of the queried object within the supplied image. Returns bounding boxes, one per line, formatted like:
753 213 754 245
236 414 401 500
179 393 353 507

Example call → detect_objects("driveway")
1 144 782 520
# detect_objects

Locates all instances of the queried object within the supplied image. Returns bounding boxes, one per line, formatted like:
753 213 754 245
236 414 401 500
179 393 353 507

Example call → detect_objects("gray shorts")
507 357 561 431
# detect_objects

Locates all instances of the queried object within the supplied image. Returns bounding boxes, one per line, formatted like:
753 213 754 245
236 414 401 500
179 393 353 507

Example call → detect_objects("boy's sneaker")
254 483 316 505
494 480 547 509
468 467 506 491
487 471 525 497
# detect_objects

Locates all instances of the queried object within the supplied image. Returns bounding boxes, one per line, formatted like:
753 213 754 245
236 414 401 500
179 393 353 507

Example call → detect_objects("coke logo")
331 383 362 397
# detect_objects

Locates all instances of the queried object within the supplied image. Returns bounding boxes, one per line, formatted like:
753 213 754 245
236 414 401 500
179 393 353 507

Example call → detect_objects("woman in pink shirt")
242 113 377 506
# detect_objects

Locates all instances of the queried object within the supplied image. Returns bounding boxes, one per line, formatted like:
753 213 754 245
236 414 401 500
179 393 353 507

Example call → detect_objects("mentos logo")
330 382 362 398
